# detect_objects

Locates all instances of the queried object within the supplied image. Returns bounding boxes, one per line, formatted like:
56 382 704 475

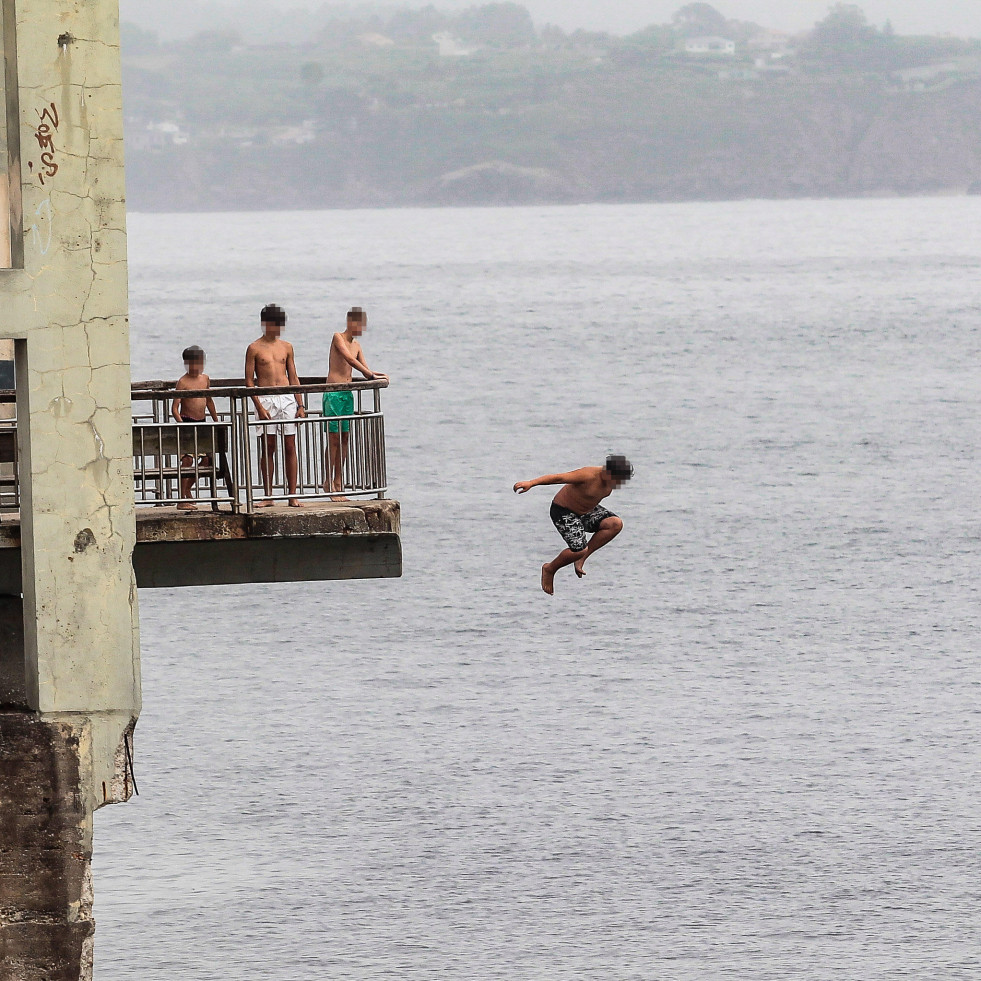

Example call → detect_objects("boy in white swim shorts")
245 303 307 507
256 392 298 436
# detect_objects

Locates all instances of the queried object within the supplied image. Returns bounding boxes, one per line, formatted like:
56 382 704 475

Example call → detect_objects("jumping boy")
245 303 306 507
513 454 633 595
323 307 388 500
171 345 219 510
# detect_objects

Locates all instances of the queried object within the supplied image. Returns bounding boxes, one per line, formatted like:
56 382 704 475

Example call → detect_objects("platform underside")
0 500 402 590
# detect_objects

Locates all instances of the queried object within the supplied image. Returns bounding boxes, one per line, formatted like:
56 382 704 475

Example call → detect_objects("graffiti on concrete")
27 102 60 186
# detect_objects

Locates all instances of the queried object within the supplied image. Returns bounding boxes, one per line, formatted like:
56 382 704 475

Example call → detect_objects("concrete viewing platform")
0 499 402 590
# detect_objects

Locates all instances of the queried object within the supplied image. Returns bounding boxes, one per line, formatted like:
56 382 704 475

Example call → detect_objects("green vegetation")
121 3 981 210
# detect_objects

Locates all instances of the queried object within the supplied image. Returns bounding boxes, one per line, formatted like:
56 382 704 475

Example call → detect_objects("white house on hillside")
684 37 736 57
433 32 475 57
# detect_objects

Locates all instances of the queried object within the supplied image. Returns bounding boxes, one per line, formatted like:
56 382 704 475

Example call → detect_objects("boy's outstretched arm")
513 469 590 494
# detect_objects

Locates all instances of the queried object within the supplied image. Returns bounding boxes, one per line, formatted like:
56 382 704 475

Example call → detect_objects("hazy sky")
118 0 981 39
513 1 981 36
207 1 981 37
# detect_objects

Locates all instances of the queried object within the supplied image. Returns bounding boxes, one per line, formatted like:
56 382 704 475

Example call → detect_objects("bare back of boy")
551 467 614 513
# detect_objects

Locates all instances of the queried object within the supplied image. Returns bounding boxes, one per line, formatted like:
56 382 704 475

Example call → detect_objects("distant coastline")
122 3 981 212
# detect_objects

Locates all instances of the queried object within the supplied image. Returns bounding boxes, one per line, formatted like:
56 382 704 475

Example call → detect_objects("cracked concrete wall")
0 0 140 804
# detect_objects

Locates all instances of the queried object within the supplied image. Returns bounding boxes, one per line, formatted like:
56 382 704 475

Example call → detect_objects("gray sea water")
95 199 981 980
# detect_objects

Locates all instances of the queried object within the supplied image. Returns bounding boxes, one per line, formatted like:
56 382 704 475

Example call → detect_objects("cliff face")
124 78 981 211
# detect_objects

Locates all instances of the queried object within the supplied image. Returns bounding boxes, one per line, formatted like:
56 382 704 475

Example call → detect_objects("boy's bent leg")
542 547 589 595
573 516 623 577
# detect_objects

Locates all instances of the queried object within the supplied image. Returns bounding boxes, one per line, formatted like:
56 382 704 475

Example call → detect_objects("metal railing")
0 377 388 514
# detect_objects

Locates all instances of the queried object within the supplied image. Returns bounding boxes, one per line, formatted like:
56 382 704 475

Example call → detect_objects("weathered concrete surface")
0 500 402 587
0 713 95 981
136 497 400 541
0 0 140 801
134 499 402 586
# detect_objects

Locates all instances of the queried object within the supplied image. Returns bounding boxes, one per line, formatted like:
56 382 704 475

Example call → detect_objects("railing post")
229 397 242 515
241 397 254 514
376 386 385 500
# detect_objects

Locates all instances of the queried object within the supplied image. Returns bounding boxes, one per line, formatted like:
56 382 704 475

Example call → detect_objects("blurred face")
185 355 204 376
348 315 366 336
262 319 282 338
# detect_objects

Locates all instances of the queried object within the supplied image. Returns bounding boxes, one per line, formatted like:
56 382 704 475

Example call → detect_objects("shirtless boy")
171 345 219 510
245 304 306 507
513 454 633 595
323 307 388 500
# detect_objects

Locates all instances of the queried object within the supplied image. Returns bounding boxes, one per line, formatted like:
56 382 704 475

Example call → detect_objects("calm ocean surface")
95 199 981 979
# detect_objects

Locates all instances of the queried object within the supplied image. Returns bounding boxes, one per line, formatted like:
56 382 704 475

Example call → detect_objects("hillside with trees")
121 3 981 210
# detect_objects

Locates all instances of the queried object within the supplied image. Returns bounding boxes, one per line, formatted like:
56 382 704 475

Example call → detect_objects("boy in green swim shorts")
323 307 389 499
323 389 354 434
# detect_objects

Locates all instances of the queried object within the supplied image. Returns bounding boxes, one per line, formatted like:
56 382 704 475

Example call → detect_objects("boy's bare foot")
256 499 274 508
574 557 586 578
541 564 555 595
177 502 198 511
330 493 349 502
288 498 303 508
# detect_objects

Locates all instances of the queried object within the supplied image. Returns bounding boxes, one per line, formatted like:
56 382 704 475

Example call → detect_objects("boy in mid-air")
171 345 219 510
513 454 633 595
323 307 388 500
245 304 306 507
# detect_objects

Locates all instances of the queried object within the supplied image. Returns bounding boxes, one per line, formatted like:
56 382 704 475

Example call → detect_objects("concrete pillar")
0 715 96 981
0 2 140 978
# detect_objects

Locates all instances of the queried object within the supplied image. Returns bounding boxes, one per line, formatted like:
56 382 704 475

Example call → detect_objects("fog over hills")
119 0 981 41
118 2 981 211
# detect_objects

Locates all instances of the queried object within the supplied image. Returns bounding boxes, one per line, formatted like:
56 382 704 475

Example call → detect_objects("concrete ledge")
0 500 402 591
134 497 400 542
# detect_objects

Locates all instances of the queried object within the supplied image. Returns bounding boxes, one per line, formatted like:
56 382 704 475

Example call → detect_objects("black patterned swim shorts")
550 502 617 553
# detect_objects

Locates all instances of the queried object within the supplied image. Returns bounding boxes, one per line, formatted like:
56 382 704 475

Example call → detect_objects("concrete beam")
0 500 403 590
